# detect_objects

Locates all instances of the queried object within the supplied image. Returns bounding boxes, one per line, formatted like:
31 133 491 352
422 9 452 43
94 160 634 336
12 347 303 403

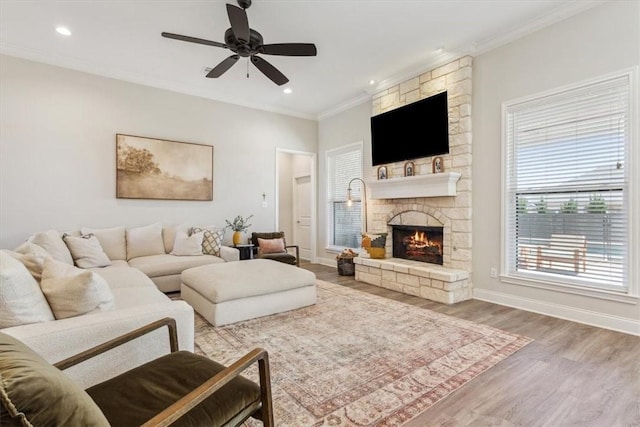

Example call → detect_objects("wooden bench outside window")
536 234 587 274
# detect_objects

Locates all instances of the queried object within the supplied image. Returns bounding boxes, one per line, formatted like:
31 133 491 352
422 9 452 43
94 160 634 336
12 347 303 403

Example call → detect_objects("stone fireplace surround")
355 55 473 305
354 205 470 304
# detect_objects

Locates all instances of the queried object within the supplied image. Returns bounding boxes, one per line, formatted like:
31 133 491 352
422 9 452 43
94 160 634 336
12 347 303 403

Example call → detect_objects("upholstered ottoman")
180 259 317 326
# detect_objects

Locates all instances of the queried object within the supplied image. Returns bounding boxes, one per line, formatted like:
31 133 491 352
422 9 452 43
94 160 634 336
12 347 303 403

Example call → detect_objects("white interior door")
294 175 312 260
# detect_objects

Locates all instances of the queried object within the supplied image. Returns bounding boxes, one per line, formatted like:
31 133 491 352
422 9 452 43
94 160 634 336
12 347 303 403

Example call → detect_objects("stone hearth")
354 257 470 304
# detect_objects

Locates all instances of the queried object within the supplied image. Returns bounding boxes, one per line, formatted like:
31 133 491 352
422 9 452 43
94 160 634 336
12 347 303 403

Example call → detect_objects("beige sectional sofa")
0 222 239 388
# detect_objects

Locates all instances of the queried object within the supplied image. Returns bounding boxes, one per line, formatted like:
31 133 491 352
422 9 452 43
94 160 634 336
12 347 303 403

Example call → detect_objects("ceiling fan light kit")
161 0 317 86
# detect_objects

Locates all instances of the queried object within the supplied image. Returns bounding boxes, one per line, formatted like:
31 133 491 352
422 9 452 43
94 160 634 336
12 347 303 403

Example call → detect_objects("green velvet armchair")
250 231 300 267
0 318 274 427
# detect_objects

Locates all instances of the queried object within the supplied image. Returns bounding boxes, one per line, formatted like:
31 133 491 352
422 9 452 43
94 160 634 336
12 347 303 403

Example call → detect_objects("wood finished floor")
300 261 640 427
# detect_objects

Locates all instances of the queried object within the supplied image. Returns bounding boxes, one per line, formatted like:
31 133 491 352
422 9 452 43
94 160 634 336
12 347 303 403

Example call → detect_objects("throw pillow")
81 226 126 261
0 332 110 427
40 258 115 320
191 227 224 256
162 223 189 254
28 230 74 265
62 234 112 269
258 237 286 254
10 242 52 281
170 231 204 256
0 250 55 328
125 222 165 260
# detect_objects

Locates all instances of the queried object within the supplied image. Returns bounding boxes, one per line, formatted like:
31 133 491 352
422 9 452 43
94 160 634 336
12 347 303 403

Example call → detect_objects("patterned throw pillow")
191 227 224 256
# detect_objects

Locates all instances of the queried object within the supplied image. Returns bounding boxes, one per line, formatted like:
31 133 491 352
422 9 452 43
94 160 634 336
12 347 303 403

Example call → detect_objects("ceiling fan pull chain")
247 58 249 78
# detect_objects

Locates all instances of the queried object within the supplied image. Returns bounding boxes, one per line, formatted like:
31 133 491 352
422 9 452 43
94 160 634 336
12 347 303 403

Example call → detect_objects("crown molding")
319 0 605 119
471 0 607 55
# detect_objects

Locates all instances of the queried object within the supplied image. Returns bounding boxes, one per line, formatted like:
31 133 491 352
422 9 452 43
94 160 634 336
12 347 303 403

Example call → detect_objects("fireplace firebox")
392 225 444 265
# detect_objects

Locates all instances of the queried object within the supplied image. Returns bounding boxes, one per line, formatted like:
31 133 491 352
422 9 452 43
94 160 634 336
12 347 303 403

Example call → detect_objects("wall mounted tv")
370 91 449 166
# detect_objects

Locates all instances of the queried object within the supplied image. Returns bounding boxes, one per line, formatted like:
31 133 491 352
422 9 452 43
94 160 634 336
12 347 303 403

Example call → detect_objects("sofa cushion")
9 242 52 281
111 288 172 309
89 265 156 290
191 226 225 256
0 332 110 427
128 254 224 278
162 223 189 254
126 223 165 260
28 230 74 265
81 226 127 261
171 231 204 256
63 234 112 269
40 258 115 320
0 251 55 328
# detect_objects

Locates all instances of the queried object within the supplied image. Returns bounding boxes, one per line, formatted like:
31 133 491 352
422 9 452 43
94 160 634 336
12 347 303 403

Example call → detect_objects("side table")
233 244 255 261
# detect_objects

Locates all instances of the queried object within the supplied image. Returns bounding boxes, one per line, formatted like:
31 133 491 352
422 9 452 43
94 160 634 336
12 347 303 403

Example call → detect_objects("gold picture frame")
404 161 415 177
116 134 213 201
377 166 388 180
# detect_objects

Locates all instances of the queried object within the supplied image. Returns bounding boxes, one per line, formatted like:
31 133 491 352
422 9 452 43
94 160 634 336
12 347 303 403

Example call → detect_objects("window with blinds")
504 72 631 292
326 142 363 249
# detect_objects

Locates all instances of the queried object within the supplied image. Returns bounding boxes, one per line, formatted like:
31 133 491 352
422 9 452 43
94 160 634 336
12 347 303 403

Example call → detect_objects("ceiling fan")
161 0 317 86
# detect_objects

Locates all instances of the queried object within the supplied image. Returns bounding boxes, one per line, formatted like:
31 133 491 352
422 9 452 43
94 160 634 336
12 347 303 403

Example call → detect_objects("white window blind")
327 143 363 248
504 73 630 291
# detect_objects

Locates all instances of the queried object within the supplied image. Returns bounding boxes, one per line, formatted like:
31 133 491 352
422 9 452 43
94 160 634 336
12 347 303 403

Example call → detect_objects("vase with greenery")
560 198 578 214
535 196 548 214
225 214 253 245
587 194 608 213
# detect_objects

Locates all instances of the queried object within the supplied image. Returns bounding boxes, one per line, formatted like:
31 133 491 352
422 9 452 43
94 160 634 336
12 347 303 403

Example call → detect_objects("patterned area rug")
194 280 532 426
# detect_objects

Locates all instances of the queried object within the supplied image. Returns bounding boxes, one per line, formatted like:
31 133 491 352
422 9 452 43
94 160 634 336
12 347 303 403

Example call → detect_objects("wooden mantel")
368 172 461 199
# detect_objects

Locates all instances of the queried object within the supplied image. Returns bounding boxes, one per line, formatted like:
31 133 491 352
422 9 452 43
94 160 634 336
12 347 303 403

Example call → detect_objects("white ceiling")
0 0 602 120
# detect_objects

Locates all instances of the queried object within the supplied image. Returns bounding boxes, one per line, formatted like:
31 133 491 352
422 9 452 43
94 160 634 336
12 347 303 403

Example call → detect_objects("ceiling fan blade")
251 56 289 86
226 4 250 44
161 32 226 49
206 55 240 78
260 43 317 56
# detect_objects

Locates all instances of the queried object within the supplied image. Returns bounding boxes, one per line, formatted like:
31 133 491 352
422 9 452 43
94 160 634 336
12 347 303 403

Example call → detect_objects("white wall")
317 101 371 264
472 0 639 333
0 55 318 248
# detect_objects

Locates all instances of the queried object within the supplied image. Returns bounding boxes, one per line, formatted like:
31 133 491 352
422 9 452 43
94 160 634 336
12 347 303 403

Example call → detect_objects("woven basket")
337 258 355 276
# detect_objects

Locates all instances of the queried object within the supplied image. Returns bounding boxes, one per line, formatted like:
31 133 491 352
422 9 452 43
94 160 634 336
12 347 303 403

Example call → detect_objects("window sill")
326 245 361 254
501 273 639 305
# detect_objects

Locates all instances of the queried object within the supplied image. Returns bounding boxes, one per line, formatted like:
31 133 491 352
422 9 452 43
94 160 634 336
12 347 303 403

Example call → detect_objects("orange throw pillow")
258 238 285 254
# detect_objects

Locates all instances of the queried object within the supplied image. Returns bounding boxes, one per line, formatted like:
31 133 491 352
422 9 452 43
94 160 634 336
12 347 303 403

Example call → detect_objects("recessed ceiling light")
56 26 72 36
283 87 292 94
369 79 376 85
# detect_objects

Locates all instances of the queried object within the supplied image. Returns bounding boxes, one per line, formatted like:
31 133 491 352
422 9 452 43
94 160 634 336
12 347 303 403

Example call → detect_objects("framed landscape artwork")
116 134 213 201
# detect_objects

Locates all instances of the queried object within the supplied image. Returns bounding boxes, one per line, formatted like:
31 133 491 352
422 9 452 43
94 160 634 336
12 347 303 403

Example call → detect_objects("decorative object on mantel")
377 165 387 180
404 161 415 177
432 156 444 173
362 232 387 259
336 248 357 276
225 214 253 245
116 134 213 201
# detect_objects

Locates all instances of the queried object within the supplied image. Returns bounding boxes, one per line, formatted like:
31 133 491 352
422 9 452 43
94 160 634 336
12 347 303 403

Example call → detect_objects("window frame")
325 141 364 252
500 68 639 301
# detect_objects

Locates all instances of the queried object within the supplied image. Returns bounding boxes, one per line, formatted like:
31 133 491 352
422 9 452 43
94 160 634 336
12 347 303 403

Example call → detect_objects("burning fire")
404 230 441 252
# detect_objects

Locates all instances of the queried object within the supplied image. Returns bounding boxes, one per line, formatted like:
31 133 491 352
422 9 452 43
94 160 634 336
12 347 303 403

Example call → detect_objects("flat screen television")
370 91 449 166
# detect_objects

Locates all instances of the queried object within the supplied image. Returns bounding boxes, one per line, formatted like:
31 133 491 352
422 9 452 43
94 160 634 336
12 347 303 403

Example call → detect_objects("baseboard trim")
473 288 640 336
